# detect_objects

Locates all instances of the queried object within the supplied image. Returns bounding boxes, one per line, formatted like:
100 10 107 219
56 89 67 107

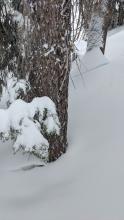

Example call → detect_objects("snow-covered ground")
0 28 124 220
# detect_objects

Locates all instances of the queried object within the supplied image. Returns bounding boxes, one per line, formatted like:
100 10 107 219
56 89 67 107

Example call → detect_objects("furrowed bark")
21 0 71 161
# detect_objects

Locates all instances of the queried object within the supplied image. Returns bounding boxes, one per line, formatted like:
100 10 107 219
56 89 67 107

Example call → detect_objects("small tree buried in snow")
0 97 60 163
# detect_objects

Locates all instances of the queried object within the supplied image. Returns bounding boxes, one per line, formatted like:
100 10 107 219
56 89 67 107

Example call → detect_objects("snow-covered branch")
0 97 60 162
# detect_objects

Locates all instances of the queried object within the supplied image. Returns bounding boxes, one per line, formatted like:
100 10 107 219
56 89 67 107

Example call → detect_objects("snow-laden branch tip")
0 97 60 162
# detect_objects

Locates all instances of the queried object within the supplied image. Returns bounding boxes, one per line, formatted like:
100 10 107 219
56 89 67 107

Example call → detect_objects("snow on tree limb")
0 97 60 162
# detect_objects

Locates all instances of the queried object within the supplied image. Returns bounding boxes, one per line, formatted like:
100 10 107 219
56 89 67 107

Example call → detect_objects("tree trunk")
87 0 113 54
0 0 71 162
27 0 71 161
118 1 124 26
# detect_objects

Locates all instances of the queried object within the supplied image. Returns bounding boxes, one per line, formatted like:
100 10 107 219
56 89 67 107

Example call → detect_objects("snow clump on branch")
0 97 60 162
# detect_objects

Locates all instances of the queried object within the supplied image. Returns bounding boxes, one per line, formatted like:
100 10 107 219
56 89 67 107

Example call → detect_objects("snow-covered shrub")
0 97 60 162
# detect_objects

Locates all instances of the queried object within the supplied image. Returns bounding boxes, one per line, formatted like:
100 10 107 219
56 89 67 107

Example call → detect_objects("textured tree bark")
0 0 71 162
87 0 113 54
118 1 124 26
21 0 71 161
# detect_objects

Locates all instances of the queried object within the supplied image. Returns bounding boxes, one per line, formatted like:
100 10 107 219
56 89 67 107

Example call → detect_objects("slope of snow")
1 29 124 220
71 47 108 80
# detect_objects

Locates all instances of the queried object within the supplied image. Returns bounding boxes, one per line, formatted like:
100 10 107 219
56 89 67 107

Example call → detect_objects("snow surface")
1 28 124 220
71 47 108 80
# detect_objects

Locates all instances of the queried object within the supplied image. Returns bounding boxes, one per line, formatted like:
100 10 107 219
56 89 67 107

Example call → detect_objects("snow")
0 109 10 135
0 73 29 108
71 47 108 83
13 117 49 158
0 97 60 162
82 47 108 70
0 28 124 220
75 39 87 56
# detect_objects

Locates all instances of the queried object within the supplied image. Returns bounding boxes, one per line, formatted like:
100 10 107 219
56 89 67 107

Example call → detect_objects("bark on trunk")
118 1 124 26
87 0 113 54
20 0 71 161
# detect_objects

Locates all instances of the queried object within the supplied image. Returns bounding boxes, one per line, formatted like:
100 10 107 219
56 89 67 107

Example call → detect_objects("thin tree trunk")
118 1 124 26
87 0 113 54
